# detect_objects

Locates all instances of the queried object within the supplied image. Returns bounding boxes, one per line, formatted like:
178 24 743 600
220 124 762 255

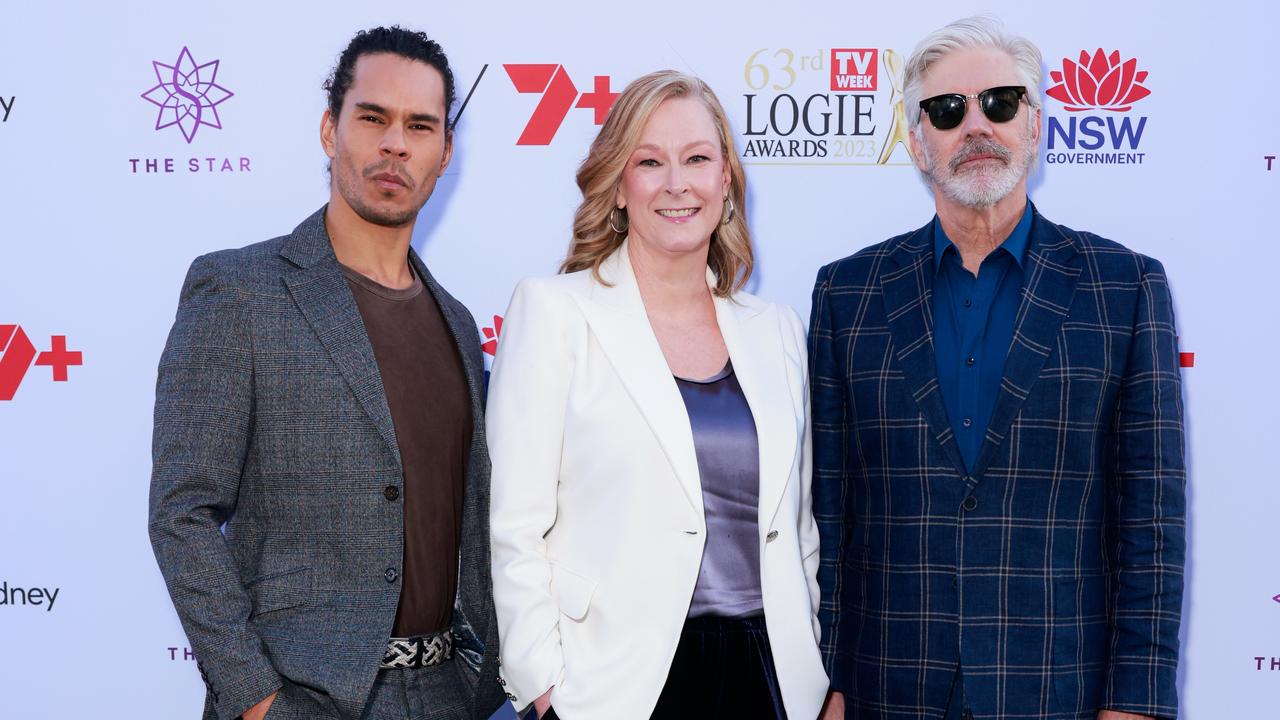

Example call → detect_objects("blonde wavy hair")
559 70 752 297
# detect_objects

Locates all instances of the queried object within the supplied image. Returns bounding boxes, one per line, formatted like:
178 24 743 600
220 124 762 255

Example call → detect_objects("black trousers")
650 615 788 719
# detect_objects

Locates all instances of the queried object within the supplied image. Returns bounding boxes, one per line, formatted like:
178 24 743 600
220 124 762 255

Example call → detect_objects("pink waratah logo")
1046 49 1150 112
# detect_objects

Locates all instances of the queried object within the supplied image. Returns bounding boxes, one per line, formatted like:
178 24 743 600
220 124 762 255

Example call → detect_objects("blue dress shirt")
932 200 1032 473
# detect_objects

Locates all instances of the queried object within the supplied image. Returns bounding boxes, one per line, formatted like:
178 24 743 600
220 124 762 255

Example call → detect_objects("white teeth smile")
657 208 698 217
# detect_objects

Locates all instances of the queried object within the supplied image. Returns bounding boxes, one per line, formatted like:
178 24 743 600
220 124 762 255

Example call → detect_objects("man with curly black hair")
149 26 507 720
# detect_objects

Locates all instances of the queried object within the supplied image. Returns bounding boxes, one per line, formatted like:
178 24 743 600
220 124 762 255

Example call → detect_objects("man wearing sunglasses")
810 16 1185 720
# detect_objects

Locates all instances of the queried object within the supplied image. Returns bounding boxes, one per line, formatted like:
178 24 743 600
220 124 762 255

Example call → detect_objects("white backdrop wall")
1 0 1276 716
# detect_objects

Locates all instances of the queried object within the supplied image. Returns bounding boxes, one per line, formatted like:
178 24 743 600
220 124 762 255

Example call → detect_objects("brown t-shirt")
341 262 471 637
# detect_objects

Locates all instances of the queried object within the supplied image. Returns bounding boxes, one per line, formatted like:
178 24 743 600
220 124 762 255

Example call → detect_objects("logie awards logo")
737 46 912 166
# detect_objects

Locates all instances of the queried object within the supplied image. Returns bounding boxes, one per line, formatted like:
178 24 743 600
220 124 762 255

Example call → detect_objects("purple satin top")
674 360 764 619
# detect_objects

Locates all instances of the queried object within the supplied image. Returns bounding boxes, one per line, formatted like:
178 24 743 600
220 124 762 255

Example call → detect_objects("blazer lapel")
279 208 400 464
715 295 797 533
878 222 969 480
572 245 704 517
969 209 1082 481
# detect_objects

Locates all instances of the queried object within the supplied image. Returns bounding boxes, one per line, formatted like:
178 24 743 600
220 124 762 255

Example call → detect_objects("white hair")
904 15 1044 134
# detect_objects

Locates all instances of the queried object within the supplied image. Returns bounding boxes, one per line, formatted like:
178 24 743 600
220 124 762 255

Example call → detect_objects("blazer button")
385 567 399 583
506 692 517 701
962 496 978 512
766 530 779 542
384 485 400 501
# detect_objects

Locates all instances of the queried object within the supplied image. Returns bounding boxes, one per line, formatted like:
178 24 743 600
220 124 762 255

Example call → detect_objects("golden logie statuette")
876 48 913 165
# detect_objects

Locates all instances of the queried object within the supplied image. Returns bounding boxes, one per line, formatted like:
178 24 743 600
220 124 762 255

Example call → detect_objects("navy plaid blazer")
809 205 1185 720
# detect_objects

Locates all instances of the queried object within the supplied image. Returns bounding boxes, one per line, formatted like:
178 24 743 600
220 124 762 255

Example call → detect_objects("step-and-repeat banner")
1 0 1275 716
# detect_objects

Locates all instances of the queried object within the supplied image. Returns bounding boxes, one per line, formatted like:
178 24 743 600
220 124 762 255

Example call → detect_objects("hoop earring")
721 196 736 225
609 207 629 234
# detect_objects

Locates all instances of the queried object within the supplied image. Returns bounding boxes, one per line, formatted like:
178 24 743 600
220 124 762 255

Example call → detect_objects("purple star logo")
141 47 234 143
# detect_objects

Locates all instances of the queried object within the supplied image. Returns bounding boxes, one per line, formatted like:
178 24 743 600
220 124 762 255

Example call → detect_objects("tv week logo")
504 65 619 145
0 325 82 401
830 49 877 91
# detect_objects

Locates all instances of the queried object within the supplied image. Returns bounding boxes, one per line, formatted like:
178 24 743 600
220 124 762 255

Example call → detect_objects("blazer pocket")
1050 574 1107 710
549 562 597 622
247 565 310 619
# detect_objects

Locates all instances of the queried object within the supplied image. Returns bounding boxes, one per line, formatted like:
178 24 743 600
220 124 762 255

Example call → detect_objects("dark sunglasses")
918 86 1027 130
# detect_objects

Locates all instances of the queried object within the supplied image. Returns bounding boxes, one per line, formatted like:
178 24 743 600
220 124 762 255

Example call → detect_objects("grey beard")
925 133 1037 209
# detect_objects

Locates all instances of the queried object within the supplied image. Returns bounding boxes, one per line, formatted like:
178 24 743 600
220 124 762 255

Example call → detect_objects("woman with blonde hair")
488 70 828 719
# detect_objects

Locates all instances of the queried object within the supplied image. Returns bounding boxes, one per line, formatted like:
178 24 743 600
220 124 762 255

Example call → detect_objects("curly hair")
323 26 456 129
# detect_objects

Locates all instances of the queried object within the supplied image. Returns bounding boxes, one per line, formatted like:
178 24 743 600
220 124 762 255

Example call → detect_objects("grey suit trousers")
262 661 471 720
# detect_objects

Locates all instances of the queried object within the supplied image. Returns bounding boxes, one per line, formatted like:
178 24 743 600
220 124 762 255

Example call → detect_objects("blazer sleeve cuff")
1104 660 1179 720
822 650 852 695
210 662 283 720
502 648 564 713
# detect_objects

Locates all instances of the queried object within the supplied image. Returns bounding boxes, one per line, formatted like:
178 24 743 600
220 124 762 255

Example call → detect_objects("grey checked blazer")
149 207 506 720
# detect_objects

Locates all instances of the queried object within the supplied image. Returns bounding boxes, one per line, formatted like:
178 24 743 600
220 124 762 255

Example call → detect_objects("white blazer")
488 244 827 719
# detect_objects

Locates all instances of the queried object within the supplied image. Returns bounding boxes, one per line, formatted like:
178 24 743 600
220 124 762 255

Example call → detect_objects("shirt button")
966 356 976 366
963 298 972 308
962 417 973 428
962 496 978 512
385 567 398 583
384 486 400 501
